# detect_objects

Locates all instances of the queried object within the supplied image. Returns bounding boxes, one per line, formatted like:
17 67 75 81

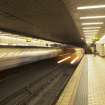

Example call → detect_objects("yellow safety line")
55 56 87 105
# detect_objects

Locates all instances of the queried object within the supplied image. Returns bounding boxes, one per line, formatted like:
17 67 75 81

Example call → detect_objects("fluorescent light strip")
84 32 98 35
84 33 97 35
85 35 93 37
85 34 95 36
85 37 94 39
77 5 105 10
70 57 79 64
84 33 98 35
80 16 105 19
57 56 71 64
84 31 98 33
84 32 98 34
82 22 104 25
83 30 99 32
83 32 98 34
84 34 97 36
82 27 101 29
84 33 98 34
81 37 84 40
83 29 99 31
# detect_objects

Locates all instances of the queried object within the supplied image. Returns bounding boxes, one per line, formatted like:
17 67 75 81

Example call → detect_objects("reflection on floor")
88 55 105 105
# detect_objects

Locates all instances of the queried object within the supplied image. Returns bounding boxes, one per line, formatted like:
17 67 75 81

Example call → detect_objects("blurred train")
0 30 84 71
56 47 84 65
0 30 67 48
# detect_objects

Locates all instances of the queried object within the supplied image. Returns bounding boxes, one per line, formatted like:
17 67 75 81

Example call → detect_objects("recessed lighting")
80 16 105 19
82 27 101 29
77 5 105 10
81 22 104 25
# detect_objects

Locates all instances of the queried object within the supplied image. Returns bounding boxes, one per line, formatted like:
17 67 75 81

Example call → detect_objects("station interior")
0 0 105 105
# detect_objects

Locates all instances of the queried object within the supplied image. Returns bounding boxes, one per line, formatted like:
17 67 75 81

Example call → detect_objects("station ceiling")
0 0 84 46
1 0 105 45
67 0 105 43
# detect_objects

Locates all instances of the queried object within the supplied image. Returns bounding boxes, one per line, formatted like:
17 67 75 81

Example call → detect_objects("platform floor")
55 55 87 105
88 55 105 105
75 55 105 105
56 55 105 105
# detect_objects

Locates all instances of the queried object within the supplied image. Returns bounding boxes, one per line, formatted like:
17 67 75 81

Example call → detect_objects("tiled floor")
74 56 88 105
55 55 105 105
88 55 105 105
55 56 87 105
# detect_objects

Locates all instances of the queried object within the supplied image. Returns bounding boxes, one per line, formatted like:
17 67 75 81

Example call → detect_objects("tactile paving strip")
55 56 87 105
74 56 88 105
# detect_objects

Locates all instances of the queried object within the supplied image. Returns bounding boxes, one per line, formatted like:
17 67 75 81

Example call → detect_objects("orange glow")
57 56 71 64
70 56 79 64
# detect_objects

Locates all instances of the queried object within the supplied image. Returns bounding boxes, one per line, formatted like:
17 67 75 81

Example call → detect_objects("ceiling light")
85 35 93 37
84 31 98 33
81 37 84 40
81 22 104 25
83 30 99 32
77 5 105 10
80 16 105 19
82 27 101 29
84 32 97 34
84 33 97 35
83 32 98 34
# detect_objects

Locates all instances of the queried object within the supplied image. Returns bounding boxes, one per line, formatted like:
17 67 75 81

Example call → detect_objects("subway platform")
55 54 105 105
88 55 105 105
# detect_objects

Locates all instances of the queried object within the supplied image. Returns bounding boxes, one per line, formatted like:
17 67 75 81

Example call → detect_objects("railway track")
0 59 76 105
